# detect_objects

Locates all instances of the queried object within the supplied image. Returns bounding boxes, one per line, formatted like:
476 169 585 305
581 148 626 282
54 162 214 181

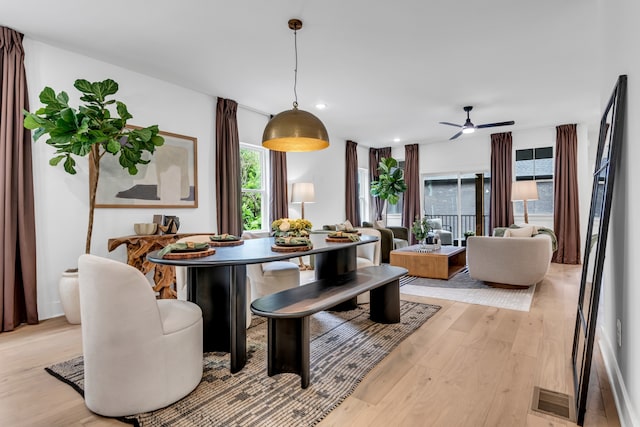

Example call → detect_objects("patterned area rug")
46 301 440 427
400 270 536 312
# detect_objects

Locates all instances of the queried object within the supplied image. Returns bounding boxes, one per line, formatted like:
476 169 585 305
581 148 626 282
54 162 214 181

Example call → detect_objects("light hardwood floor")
0 263 620 426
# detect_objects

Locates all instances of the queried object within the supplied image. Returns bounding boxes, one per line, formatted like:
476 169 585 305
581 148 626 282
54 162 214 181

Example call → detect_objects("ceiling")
0 0 599 148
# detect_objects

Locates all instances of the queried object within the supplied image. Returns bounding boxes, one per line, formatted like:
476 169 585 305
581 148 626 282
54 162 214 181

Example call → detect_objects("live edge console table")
108 233 204 299
147 233 379 373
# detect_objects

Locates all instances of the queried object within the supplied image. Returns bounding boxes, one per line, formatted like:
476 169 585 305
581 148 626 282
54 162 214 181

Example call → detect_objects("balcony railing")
423 214 490 239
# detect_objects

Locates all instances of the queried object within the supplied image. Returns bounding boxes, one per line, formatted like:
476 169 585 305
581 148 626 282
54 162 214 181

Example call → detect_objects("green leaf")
39 87 57 104
33 127 48 141
49 155 65 166
100 79 119 97
23 114 42 130
127 165 138 175
116 101 132 121
151 135 164 146
106 139 121 154
79 94 99 104
63 156 77 174
56 92 69 105
60 107 76 123
74 79 93 94
136 128 152 142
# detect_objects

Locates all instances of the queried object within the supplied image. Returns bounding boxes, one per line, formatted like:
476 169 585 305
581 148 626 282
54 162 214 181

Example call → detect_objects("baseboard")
598 326 639 427
37 300 64 321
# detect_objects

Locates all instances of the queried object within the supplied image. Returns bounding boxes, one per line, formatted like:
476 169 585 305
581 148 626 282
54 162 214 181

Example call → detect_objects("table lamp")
511 180 539 224
291 182 315 219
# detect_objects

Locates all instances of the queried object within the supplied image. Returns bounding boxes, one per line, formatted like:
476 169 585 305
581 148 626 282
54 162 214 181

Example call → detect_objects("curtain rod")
238 103 271 118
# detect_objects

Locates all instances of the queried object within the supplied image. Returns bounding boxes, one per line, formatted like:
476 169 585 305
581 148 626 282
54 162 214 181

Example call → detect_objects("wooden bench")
250 264 408 388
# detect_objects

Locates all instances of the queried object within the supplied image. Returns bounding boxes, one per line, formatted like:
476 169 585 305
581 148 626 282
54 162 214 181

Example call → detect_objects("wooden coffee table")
390 245 466 279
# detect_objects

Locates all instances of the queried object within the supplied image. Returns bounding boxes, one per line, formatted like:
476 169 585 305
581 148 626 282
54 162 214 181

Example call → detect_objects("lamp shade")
262 107 329 152
511 180 539 201
291 182 315 203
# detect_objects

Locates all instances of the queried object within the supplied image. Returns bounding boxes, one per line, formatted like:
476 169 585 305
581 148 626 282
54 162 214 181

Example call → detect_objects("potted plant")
463 230 476 246
370 157 407 221
24 78 164 322
411 216 432 245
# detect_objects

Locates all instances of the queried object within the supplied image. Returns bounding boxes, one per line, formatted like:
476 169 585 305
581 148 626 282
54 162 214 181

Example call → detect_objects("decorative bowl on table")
134 223 157 235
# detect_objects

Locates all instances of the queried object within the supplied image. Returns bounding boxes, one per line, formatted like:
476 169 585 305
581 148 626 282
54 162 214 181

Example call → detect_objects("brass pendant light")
262 19 329 152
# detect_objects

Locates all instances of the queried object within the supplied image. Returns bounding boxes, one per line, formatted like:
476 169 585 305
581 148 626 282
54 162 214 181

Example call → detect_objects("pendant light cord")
293 27 298 108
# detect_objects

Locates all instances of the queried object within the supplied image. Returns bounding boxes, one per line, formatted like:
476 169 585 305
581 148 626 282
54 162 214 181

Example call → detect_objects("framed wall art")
95 126 198 208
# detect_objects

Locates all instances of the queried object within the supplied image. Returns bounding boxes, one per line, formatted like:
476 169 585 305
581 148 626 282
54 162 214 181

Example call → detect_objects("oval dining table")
147 233 377 373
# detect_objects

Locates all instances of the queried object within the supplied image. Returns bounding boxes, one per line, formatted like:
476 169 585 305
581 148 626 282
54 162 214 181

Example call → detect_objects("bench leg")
370 279 400 323
267 317 310 388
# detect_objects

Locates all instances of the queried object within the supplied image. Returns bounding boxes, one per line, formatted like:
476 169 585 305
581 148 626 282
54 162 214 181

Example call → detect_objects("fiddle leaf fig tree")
23 78 164 254
370 156 407 220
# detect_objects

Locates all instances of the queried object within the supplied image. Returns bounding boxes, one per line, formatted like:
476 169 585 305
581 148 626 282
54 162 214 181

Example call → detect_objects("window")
358 168 369 223
514 147 554 215
240 143 269 231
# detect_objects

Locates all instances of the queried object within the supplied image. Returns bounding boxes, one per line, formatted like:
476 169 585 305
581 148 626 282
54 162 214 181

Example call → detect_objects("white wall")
598 0 640 424
24 40 217 319
286 134 347 228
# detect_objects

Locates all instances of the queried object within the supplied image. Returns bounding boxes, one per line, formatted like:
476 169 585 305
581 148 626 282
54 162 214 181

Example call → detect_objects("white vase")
59 269 81 324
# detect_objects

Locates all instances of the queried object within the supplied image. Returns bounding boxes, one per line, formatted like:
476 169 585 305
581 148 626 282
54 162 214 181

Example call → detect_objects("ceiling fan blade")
439 121 462 128
449 131 463 140
476 121 515 129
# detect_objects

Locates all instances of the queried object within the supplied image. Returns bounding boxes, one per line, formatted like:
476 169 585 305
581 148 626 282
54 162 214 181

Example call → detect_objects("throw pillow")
505 225 534 237
427 218 442 230
493 227 508 237
513 223 539 234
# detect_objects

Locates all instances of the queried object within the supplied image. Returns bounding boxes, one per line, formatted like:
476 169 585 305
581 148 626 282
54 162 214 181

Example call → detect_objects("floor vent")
531 386 576 422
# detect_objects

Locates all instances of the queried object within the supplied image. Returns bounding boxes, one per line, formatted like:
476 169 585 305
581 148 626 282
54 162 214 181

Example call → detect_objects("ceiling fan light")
462 127 475 134
262 107 329 152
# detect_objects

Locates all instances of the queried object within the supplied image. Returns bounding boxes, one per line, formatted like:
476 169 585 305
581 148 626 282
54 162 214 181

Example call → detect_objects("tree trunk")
86 146 100 254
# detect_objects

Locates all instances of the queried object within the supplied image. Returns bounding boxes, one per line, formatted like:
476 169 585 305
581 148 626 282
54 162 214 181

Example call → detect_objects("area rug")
45 301 440 427
400 269 536 312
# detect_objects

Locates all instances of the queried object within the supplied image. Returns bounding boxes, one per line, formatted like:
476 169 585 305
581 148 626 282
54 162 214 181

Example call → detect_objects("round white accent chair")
78 254 203 417
241 231 300 305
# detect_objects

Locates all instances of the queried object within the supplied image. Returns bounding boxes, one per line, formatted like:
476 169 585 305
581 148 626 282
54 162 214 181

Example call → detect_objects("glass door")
423 172 490 241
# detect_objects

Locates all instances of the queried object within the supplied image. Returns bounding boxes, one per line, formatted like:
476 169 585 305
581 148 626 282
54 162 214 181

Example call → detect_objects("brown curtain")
215 98 242 236
345 140 361 226
269 149 288 224
1 27 38 331
552 124 581 264
402 144 421 244
369 146 391 221
489 132 514 233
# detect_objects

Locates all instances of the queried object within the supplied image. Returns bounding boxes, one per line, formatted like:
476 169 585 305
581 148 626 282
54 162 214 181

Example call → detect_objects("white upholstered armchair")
241 231 300 304
78 254 203 417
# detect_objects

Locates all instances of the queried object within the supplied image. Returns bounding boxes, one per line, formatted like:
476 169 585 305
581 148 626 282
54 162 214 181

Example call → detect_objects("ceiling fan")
439 106 515 140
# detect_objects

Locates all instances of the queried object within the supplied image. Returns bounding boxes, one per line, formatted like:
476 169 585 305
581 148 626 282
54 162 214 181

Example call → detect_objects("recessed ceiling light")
393 138 401 143
315 103 327 110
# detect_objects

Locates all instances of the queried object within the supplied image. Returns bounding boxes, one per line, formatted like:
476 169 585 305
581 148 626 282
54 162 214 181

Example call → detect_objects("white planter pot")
59 269 81 324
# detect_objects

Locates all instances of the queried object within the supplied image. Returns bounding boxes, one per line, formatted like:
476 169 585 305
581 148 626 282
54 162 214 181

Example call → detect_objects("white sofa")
466 233 553 288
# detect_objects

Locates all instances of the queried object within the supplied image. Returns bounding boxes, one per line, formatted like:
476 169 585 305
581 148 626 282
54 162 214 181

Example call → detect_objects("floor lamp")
291 182 315 269
511 180 539 224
